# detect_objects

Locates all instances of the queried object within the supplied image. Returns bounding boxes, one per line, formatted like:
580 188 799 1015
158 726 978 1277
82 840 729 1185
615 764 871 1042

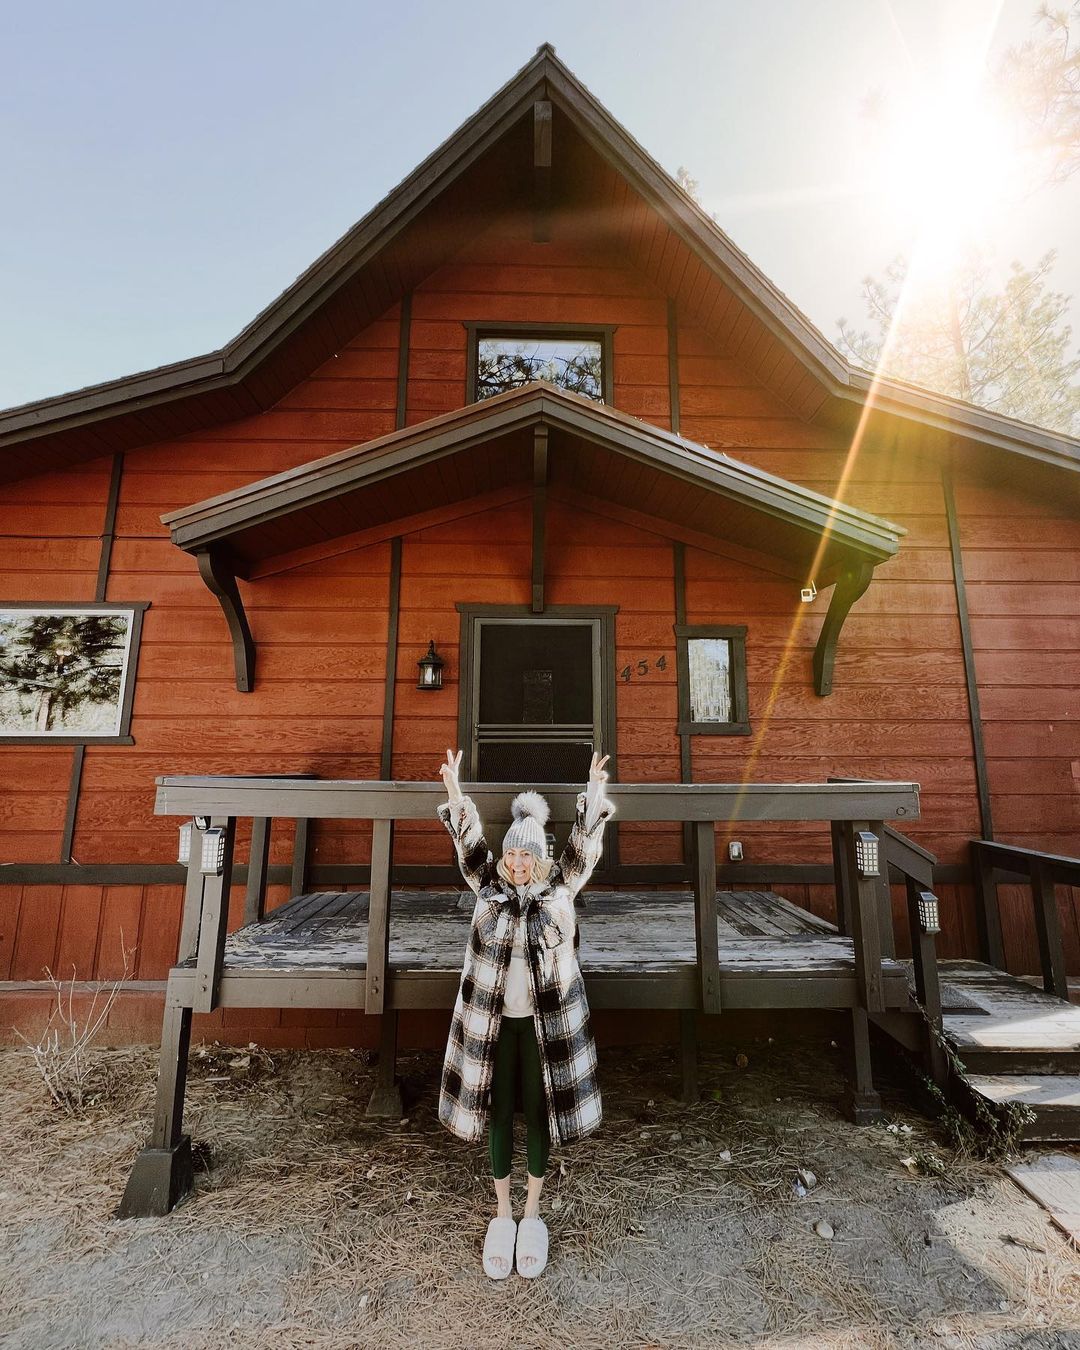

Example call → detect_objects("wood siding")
1 209 1078 994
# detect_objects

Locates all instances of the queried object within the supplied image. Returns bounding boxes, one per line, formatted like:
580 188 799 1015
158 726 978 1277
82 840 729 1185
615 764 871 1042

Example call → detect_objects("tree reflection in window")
477 336 603 401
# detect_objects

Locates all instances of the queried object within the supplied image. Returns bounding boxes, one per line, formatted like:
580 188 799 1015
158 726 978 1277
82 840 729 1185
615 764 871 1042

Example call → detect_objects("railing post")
1031 857 1069 1000
193 815 237 1014
872 823 896 959
365 818 395 1015
692 820 721 1014
177 827 205 964
291 817 310 897
244 817 272 925
970 841 1006 969
905 877 948 1087
830 819 852 936
840 819 885 1014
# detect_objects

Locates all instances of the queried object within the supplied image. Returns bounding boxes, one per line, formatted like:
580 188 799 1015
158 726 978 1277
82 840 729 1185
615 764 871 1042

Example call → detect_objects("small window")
675 624 750 736
464 323 614 404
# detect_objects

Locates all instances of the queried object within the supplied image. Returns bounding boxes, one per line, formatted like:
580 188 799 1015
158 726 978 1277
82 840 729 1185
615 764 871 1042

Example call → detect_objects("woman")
436 748 615 1280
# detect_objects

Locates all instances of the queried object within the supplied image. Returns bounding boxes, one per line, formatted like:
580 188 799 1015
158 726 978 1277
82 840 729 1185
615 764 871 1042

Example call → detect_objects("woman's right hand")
439 748 464 805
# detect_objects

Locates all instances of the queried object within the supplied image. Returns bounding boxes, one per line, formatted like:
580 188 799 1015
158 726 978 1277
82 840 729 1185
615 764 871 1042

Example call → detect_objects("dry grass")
2 1033 1079 1349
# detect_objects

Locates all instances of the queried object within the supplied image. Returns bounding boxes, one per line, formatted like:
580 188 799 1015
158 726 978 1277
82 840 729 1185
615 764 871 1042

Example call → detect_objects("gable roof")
2 44 1079 486
161 379 904 581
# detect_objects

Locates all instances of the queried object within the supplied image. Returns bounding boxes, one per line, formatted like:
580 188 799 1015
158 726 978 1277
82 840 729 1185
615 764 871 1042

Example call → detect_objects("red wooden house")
2 46 1080 1209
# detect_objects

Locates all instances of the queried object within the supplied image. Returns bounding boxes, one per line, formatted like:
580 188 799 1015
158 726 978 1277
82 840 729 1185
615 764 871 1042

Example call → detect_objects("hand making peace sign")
588 751 610 785
439 748 464 805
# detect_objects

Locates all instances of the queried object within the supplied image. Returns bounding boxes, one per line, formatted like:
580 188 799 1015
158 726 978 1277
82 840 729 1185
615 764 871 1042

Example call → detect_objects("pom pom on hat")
510 790 550 827
502 790 551 860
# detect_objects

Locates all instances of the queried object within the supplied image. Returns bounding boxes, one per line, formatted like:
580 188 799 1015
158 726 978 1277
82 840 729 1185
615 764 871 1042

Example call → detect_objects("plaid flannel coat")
436 789 615 1147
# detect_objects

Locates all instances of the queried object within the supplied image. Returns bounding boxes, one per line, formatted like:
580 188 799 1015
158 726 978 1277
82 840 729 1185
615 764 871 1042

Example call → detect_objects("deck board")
177 889 904 983
935 960 1080 1054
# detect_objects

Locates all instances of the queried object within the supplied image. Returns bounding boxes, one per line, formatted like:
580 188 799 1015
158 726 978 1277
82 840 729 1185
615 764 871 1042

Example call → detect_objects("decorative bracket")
532 425 548 613
196 546 256 692
533 99 552 242
813 560 874 696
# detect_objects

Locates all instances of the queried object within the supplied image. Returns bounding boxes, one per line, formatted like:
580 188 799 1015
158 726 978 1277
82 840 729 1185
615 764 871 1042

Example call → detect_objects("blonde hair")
496 852 554 886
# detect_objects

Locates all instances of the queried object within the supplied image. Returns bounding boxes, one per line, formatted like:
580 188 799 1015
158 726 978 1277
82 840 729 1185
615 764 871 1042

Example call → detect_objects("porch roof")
162 380 905 580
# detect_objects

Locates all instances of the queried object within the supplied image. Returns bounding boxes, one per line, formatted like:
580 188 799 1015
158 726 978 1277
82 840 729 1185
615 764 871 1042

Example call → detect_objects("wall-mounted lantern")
417 638 445 690
854 831 880 878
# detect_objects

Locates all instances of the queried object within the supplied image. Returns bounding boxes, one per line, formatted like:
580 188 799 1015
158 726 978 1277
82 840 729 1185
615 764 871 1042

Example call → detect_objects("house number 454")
619 654 667 682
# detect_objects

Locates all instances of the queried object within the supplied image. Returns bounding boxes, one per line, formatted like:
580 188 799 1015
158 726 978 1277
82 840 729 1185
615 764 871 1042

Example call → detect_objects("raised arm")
555 751 615 901
435 748 497 896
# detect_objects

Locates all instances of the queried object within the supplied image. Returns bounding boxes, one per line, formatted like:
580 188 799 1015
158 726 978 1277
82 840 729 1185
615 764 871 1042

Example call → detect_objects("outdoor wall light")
854 831 880 878
417 638 445 690
200 827 227 876
194 816 211 831
177 821 193 864
545 831 556 860
728 840 744 862
917 891 941 935
800 580 818 603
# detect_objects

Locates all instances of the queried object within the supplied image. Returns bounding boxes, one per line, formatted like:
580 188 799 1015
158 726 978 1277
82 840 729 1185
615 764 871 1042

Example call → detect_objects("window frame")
0 600 149 745
674 622 751 737
463 322 616 405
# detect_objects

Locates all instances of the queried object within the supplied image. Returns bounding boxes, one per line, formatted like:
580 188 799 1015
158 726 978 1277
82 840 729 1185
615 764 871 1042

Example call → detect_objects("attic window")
464 323 614 404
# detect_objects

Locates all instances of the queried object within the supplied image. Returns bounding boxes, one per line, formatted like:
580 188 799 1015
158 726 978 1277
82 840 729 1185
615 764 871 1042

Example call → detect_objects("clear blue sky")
0 0 1075 409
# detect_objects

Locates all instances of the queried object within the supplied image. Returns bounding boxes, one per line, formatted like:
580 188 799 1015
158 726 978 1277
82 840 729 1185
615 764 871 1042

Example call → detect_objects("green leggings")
488 1014 550 1180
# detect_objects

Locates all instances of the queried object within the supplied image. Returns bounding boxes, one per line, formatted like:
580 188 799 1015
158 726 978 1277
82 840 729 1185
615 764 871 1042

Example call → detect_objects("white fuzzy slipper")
482 1215 517 1279
515 1215 549 1278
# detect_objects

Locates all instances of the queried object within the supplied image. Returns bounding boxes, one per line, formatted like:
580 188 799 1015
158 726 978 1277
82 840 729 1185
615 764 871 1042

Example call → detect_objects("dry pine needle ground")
1 1034 1079 1349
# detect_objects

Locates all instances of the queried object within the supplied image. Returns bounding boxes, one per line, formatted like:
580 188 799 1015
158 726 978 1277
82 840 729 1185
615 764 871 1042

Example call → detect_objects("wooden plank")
365 819 394 1014
154 777 922 824
1031 857 1070 1000
841 820 885 1013
192 815 236 1013
1006 1154 1080 1242
693 822 720 1013
243 817 271 926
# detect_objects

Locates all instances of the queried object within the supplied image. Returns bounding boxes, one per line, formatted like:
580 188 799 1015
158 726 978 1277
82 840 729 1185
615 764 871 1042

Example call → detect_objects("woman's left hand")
588 751 610 785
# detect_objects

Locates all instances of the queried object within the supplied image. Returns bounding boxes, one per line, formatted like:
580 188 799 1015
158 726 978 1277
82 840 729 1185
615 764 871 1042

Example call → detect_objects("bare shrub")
15 932 137 1114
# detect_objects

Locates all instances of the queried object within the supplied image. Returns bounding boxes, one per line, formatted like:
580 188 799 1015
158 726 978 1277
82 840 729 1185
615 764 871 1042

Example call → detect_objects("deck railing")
971 839 1080 1000
157 774 921 1022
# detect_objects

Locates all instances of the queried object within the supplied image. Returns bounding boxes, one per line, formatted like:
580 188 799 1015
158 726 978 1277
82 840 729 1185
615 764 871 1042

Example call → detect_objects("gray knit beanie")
501 791 550 859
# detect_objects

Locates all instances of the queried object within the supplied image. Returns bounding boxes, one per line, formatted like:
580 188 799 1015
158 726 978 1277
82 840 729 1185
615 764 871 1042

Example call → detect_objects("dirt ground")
1 1030 1079 1350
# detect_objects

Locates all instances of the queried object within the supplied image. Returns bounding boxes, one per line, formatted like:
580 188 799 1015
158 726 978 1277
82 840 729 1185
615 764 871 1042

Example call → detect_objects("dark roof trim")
161 380 905 562
3 43 1077 477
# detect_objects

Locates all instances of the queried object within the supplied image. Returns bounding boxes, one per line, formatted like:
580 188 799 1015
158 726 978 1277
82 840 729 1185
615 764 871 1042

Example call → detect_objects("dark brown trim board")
379 537 403 780
666 298 681 435
942 464 994 840
395 294 412 431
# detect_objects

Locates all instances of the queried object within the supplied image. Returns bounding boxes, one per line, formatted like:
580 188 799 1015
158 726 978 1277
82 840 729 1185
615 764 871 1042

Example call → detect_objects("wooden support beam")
365 819 395 1014
942 464 994 839
667 298 681 434
193 815 236 1013
291 818 310 898
533 99 552 242
177 838 206 963
395 293 412 429
830 819 852 936
532 426 548 613
813 560 874 696
679 1009 698 1103
115 1000 194 1216
1031 857 1069 1000
380 538 402 780
970 842 1006 969
841 819 885 1013
196 547 255 692
692 820 721 1014
244 817 272 926
905 878 949 1088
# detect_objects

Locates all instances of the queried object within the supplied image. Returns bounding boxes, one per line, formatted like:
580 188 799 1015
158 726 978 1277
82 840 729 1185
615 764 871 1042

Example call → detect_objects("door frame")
454 602 619 866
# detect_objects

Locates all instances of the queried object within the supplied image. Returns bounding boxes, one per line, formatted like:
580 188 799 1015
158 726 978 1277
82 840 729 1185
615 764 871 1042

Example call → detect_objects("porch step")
964 1074 1080 1142
936 959 1080 1075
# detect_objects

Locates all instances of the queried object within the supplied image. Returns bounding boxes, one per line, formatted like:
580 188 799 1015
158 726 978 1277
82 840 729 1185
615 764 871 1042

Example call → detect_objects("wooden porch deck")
166 888 916 1011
